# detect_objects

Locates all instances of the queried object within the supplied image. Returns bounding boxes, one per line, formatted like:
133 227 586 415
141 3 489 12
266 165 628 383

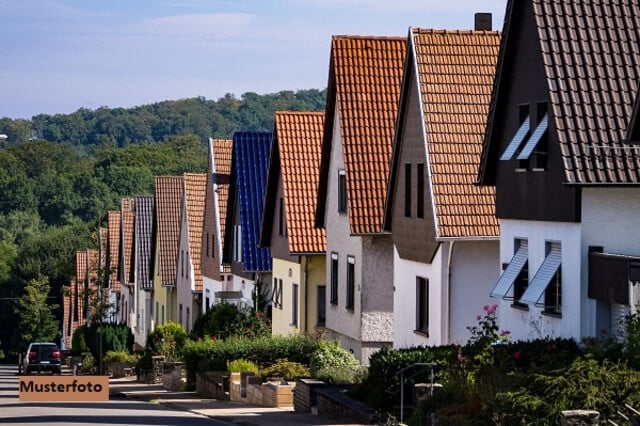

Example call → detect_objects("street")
0 364 227 425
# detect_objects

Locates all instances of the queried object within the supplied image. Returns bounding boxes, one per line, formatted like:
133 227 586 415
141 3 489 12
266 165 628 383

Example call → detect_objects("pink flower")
514 351 521 360
483 305 489 312
500 330 511 336
476 315 482 321
486 304 497 315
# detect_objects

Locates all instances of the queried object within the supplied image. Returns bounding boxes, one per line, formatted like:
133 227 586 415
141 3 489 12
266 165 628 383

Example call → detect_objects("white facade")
393 240 498 348
323 107 394 363
495 219 582 341
176 208 197 333
581 187 640 337
202 273 253 312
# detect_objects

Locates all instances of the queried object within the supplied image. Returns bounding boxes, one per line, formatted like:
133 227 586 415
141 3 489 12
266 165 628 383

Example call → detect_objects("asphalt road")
0 364 227 426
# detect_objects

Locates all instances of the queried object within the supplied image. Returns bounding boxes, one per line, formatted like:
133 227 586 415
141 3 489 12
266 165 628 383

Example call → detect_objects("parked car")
23 342 62 374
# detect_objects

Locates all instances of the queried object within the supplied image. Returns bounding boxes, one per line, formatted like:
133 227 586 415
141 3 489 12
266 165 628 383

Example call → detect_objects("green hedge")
181 334 319 389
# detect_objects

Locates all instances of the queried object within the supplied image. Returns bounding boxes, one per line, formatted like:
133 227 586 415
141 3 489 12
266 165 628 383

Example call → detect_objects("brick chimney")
475 13 492 31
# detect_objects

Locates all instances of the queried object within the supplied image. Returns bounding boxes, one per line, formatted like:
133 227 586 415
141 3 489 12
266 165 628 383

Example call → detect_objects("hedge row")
181 334 320 389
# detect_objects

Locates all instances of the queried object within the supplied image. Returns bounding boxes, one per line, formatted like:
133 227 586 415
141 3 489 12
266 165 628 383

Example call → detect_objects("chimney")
475 13 492 31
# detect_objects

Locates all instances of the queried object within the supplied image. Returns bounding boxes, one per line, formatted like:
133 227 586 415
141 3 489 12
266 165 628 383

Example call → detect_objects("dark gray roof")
479 0 640 185
135 195 154 290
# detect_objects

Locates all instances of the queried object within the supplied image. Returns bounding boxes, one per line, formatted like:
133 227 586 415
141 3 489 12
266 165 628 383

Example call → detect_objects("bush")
309 340 361 384
146 322 188 362
104 350 137 368
227 358 260 374
84 323 133 360
190 303 270 340
181 334 319 390
261 358 310 381
72 325 89 355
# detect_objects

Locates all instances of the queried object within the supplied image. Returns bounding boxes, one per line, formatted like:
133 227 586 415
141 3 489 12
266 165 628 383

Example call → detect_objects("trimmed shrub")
104 350 137 368
146 321 188 362
309 340 361 384
190 303 270 340
227 358 259 374
84 323 133 360
72 325 89 355
261 358 310 381
181 334 319 390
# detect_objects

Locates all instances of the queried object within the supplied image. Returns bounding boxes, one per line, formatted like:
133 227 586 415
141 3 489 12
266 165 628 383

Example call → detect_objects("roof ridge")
275 110 324 116
411 27 501 36
332 34 406 41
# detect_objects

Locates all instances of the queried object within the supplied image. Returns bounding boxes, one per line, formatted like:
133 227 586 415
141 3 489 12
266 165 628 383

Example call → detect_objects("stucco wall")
496 219 581 341
176 211 193 332
271 258 301 336
581 188 640 337
361 235 394 343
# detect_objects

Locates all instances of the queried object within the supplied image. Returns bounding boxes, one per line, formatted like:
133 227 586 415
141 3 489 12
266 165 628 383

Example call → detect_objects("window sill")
542 310 562 319
413 329 429 338
531 168 546 172
330 301 338 306
346 307 354 312
515 168 527 173
510 302 529 311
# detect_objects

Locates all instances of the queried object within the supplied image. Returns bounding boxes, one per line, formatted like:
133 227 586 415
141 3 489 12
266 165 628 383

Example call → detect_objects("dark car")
23 342 62 374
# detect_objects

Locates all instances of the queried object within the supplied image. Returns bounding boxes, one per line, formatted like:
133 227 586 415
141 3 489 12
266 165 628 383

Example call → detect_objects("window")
404 163 412 217
233 225 242 262
211 233 215 259
206 232 210 257
161 305 165 324
272 277 280 309
292 284 299 326
531 102 549 170
512 258 529 308
179 304 183 326
330 253 338 305
317 286 326 327
500 104 531 161
520 242 561 311
338 169 347 213
278 197 285 237
181 250 184 277
416 277 429 334
205 289 210 312
186 307 191 333
278 279 283 309
490 239 528 299
155 301 159 326
544 265 562 315
417 163 424 219
346 256 355 310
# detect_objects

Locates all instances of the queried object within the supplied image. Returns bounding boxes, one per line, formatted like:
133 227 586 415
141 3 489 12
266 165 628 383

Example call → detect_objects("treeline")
0 88 325 357
0 89 326 146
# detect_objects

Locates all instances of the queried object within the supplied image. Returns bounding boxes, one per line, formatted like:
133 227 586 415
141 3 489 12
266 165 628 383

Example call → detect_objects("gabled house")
477 0 640 341
223 132 273 310
260 111 327 336
201 139 235 313
176 173 207 333
76 249 99 326
384 26 501 348
315 35 405 362
152 176 183 326
119 198 135 328
133 195 154 344
107 210 121 323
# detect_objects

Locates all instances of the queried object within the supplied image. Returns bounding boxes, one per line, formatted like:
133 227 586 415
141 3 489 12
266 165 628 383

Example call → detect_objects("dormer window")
500 102 549 171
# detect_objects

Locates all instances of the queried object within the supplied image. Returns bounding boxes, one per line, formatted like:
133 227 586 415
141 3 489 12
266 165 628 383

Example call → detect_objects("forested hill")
0 89 326 146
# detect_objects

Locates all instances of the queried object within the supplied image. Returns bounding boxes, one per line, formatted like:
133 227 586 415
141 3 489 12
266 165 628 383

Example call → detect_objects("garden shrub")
190 303 270 340
227 358 259 374
181 334 319 390
72 325 89 355
309 339 361 384
103 350 137 368
146 321 188 362
261 358 310 381
84 323 133 359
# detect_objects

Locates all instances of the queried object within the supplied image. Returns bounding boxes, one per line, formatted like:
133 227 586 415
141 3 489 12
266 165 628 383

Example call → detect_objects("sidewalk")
108 375 367 426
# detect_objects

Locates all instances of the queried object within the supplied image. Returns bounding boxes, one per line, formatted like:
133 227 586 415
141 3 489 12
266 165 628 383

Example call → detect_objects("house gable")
154 176 183 287
183 173 207 292
134 195 154 291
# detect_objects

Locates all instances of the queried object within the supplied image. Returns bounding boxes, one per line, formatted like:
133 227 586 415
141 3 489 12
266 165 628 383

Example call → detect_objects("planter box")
229 372 256 401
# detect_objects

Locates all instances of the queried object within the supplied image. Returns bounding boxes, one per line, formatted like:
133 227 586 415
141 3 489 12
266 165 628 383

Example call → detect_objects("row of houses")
63 0 640 363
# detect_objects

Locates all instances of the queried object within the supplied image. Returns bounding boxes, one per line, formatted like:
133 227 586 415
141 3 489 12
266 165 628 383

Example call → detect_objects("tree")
15 276 59 346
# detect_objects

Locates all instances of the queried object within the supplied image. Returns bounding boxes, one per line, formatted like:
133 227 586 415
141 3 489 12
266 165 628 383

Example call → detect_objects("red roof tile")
155 176 183 287
184 173 207 292
275 111 327 253
413 29 500 238
121 198 135 285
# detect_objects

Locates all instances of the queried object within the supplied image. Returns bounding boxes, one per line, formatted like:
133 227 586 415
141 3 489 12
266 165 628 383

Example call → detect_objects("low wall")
196 371 230 400
294 378 326 413
316 387 376 425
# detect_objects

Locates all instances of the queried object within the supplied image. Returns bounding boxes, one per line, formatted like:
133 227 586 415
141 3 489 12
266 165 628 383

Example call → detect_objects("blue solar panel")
233 132 273 272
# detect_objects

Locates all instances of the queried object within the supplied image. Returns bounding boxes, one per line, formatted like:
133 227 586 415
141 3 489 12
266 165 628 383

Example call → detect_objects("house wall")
581 187 640 337
361 235 394 345
391 66 439 263
449 240 500 343
304 254 327 331
493 0 580 222
151 244 168 326
271 257 300 336
177 211 193 332
269 178 298 263
496 219 581 341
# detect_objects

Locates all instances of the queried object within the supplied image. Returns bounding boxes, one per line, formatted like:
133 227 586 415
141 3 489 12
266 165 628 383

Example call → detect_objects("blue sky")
0 0 506 119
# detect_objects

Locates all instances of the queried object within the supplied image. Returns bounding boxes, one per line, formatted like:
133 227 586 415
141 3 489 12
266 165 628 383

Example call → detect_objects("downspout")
446 241 456 344
304 256 309 333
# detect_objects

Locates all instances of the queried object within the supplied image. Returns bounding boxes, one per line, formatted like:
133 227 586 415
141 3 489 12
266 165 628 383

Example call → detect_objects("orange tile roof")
413 28 500 238
320 35 406 235
155 176 183 287
275 111 327 253
184 173 207 292
121 198 135 285
107 210 121 293
212 139 233 273
62 285 71 348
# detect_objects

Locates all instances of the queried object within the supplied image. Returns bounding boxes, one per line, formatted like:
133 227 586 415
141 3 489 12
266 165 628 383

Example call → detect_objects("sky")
0 0 507 120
